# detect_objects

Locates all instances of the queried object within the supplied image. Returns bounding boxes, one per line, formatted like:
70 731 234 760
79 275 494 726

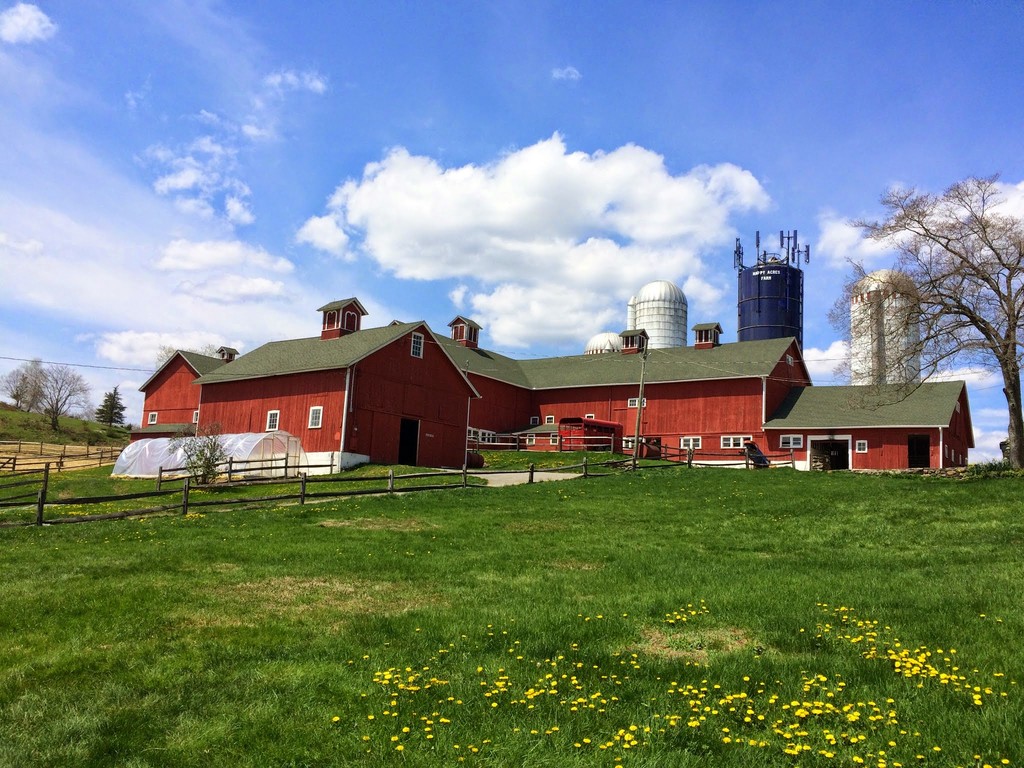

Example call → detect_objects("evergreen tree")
95 386 126 427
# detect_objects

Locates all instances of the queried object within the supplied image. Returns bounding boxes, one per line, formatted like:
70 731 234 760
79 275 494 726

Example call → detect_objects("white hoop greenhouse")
112 432 307 478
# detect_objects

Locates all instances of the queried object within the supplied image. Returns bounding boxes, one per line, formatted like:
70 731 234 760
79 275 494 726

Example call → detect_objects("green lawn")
1 466 1021 767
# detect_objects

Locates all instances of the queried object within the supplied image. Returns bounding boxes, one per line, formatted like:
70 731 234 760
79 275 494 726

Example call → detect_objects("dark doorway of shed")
811 440 849 471
399 418 419 465
907 434 930 468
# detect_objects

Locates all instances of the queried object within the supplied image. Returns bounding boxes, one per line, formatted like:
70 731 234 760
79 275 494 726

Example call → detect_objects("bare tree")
38 364 92 430
154 344 221 368
0 359 45 411
846 175 1024 466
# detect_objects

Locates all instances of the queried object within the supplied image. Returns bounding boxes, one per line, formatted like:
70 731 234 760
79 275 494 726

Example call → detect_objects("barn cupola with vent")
318 298 368 340
692 322 722 350
448 316 481 349
217 346 239 362
619 328 649 355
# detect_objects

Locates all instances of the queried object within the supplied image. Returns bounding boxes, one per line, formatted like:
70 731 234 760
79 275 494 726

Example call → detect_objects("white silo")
627 280 687 349
850 269 921 385
584 332 624 355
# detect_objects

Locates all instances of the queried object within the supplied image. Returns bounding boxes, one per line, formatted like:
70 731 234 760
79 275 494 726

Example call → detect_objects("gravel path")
475 470 582 487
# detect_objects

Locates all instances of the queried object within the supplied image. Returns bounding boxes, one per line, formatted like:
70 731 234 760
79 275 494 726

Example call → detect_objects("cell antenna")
733 237 744 269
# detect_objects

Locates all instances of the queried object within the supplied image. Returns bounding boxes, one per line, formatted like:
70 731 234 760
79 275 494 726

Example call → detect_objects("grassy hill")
1 465 1021 766
0 402 130 446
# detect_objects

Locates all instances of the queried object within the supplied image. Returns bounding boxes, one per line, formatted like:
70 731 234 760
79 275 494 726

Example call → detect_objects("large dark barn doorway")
907 434 930 468
399 418 419 465
811 440 849 471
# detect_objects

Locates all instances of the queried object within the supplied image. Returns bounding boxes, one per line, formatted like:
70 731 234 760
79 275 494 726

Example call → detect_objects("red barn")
194 308 478 470
132 298 974 472
134 349 233 439
763 382 973 470
443 328 811 464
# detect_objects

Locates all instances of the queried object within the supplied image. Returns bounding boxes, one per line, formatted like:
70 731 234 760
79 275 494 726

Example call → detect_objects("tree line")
0 359 126 430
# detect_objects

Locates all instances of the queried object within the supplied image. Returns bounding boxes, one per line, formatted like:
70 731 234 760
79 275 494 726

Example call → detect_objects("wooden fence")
0 442 124 472
0 446 793 529
0 457 615 528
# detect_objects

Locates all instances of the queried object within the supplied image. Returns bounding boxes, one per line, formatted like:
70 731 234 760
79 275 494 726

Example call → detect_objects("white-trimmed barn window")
721 435 752 449
549 434 559 446
147 412 157 425
779 435 803 449
192 410 199 424
681 436 701 450
529 416 540 426
627 397 647 408
266 410 280 431
308 406 323 429
584 413 595 420
856 440 868 453
411 332 424 358
545 415 555 424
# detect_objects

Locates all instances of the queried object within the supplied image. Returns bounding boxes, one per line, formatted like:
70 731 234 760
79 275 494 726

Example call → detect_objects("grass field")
1 464 1022 767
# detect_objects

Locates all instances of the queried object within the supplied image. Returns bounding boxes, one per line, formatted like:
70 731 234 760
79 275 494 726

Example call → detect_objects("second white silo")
628 280 687 349
850 269 921 385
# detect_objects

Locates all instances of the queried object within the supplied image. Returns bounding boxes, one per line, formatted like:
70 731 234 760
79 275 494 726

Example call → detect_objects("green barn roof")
764 381 968 429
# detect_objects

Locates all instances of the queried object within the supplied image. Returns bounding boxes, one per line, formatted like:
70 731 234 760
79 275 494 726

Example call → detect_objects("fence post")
387 468 395 493
11 456 15 473
227 457 233 482
182 477 190 516
462 463 468 487
300 473 307 505
35 463 49 526
687 448 693 468
583 455 589 478
157 466 163 491
528 463 535 484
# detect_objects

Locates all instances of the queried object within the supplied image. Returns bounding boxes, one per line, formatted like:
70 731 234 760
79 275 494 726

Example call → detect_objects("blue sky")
1 1 1022 460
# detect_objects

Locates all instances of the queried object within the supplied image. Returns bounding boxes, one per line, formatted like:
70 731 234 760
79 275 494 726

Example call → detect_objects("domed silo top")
584 332 624 355
854 269 918 298
634 279 688 306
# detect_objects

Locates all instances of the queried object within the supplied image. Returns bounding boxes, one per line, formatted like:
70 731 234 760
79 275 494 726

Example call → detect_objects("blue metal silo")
734 230 809 347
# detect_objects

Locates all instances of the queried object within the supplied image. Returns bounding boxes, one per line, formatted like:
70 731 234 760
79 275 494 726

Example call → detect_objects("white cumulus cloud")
157 239 293 273
551 66 581 81
0 3 56 44
802 340 849 384
96 330 229 366
295 213 348 256
298 134 769 349
815 210 892 269
177 275 285 303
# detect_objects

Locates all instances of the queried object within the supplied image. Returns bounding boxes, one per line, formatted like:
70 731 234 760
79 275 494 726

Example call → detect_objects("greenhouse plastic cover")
112 432 307 478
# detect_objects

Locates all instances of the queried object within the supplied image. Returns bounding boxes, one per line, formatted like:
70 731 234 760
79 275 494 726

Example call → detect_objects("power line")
0 355 154 373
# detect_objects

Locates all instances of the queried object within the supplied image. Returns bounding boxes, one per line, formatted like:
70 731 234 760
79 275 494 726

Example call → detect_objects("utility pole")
631 349 649 470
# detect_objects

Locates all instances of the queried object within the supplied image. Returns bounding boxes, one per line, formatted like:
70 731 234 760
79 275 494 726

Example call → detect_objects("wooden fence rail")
0 452 779 529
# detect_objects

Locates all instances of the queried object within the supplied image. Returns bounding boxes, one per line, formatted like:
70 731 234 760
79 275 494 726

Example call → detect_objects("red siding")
139 355 202 429
466 374 535 432
530 378 768 456
765 341 812 419
346 328 475 466
199 329 474 467
199 370 347 452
